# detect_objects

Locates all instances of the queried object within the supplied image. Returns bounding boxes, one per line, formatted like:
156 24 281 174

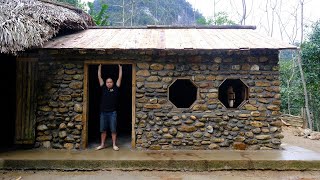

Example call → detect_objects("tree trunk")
297 50 313 130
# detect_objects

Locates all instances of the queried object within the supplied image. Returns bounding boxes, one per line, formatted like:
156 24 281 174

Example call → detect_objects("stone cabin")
7 26 296 151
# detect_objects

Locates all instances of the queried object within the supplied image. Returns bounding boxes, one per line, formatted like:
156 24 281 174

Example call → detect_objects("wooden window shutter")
15 58 38 144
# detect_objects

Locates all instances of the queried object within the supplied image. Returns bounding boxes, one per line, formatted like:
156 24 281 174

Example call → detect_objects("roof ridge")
88 25 257 30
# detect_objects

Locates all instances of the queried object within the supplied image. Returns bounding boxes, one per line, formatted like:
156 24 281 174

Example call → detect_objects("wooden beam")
81 63 89 149
131 63 136 149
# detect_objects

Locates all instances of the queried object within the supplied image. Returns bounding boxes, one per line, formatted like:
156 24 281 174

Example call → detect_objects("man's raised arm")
98 64 104 86
116 64 122 87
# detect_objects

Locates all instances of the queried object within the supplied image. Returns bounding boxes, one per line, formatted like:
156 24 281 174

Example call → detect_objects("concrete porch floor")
1 142 320 171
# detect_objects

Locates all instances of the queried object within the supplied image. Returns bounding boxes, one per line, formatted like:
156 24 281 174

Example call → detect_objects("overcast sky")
185 0 320 43
82 0 320 43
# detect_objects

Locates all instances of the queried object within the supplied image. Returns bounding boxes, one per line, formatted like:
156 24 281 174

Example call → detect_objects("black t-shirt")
100 85 119 112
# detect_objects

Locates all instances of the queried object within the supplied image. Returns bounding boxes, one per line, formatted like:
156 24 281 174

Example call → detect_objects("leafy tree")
197 12 236 25
279 51 304 115
301 20 320 130
280 21 320 131
88 1 109 26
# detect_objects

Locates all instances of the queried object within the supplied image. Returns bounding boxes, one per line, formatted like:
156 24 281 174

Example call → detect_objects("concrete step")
1 145 320 171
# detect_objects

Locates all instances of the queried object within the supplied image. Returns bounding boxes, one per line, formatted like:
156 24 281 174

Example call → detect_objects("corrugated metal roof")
43 28 297 50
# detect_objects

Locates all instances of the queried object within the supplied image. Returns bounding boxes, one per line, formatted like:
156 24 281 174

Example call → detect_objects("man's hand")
118 64 122 68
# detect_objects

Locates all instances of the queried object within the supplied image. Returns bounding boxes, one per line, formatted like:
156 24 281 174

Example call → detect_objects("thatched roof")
0 0 94 54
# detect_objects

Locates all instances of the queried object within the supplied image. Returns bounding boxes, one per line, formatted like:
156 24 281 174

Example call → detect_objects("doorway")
87 63 133 149
0 54 16 150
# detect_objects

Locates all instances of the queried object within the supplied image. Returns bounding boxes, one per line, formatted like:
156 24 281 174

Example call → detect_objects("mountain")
92 0 203 26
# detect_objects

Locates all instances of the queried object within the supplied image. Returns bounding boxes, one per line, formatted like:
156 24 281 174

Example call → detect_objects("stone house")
18 26 296 150
1 1 297 151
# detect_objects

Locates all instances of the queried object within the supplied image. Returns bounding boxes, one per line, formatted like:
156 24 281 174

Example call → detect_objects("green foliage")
301 20 320 130
279 53 304 115
280 20 320 131
197 12 236 25
196 17 213 25
88 1 109 26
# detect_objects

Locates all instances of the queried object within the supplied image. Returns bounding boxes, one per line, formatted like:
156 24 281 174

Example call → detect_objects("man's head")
106 78 114 89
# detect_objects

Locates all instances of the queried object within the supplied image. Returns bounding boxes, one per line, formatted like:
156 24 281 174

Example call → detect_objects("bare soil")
282 126 320 152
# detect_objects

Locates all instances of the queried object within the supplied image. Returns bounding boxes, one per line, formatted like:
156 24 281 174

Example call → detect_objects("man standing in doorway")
96 64 122 151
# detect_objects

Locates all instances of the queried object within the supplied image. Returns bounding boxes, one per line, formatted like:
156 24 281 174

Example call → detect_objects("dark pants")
100 111 117 133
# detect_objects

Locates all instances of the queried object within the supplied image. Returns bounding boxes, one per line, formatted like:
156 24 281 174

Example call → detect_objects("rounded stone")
137 63 149 70
162 128 169 133
164 64 175 70
38 106 52 112
69 82 83 89
37 124 48 131
64 64 76 69
75 125 82 130
195 122 205 127
176 132 184 139
65 135 75 143
169 128 178 135
150 63 164 70
74 104 83 113
42 141 51 148
64 143 74 150
59 95 72 101
251 64 260 71
59 131 67 138
207 125 213 133
137 70 150 77
59 123 67 129
36 135 52 141
234 136 246 142
163 133 173 139
233 142 247 150
146 76 160 82
256 135 271 140
178 125 197 132
74 114 82 122
208 143 220 150
193 132 203 138
67 122 74 128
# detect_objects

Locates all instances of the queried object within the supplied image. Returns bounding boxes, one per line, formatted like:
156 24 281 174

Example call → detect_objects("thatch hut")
0 0 93 148
1 0 297 151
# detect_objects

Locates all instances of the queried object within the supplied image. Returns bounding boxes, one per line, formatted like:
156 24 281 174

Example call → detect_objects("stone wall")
36 62 84 149
134 51 283 150
33 49 283 150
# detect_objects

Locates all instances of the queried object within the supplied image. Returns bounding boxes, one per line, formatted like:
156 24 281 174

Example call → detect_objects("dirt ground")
1 170 320 180
282 126 320 152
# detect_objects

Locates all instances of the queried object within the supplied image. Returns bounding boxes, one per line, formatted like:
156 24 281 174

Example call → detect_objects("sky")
185 0 320 43
82 0 320 43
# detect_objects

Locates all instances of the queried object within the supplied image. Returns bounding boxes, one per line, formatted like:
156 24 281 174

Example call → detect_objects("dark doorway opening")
218 79 248 108
88 64 132 149
0 54 16 149
169 79 197 108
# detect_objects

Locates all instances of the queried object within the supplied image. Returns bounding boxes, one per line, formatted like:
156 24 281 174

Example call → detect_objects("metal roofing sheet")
43 28 297 50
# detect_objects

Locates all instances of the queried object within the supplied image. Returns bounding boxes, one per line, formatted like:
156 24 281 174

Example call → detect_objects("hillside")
93 0 203 26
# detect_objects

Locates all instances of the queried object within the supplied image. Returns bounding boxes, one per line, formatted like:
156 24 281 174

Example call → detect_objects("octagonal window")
169 79 197 108
218 79 249 108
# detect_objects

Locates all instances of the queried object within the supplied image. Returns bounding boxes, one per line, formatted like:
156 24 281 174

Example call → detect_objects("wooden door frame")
82 60 136 149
